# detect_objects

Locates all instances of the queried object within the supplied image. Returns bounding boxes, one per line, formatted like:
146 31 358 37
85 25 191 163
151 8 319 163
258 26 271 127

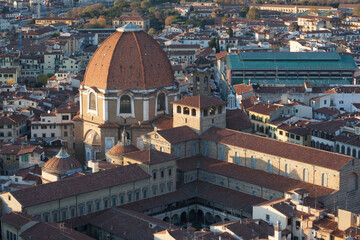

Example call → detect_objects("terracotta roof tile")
156 126 198 144
172 95 226 108
11 164 150 207
233 84 253 95
1 212 38 229
107 144 138 157
247 102 282 116
123 149 178 165
83 30 175 90
200 127 353 170
177 156 335 199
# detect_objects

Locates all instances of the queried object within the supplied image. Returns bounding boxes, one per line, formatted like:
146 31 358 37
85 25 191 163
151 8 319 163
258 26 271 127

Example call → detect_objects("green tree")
37 74 49 86
215 38 220 53
141 0 151 9
52 32 60 38
130 2 141 9
240 6 249 17
246 7 260 19
148 28 156 35
227 27 233 37
291 22 300 31
209 37 217 48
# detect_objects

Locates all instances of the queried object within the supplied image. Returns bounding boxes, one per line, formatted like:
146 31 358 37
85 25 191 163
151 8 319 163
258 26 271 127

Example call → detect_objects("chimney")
274 221 282 240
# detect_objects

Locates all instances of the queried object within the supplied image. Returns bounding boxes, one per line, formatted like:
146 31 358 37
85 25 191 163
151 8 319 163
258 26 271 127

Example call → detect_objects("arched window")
267 160 272 173
89 92 96 110
210 107 216 115
341 145 345 154
348 173 358 192
191 109 196 116
303 168 309 182
183 107 190 115
120 95 131 114
157 93 166 111
251 156 256 169
347 147 351 156
353 149 357 158
285 164 289 177
218 106 222 114
204 76 208 88
203 109 208 116
321 173 327 187
177 106 181 113
336 144 340 153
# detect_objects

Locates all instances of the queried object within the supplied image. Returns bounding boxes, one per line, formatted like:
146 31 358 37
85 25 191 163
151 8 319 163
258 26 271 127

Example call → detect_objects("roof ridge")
133 32 146 90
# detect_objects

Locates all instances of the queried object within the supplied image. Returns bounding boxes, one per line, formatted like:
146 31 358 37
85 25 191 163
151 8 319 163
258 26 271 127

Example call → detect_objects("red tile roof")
1 212 38 229
233 84 253 95
11 164 150 207
200 127 353 170
177 156 335 199
156 126 198 144
247 102 282 116
123 149 178 165
83 30 175 90
172 95 226 108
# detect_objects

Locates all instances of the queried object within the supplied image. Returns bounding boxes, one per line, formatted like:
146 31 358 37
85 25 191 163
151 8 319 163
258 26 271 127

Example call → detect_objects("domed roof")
106 142 138 158
83 23 175 90
43 148 82 173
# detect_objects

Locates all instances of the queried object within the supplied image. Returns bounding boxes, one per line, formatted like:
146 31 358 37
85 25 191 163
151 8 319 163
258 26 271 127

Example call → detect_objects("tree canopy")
246 7 260 19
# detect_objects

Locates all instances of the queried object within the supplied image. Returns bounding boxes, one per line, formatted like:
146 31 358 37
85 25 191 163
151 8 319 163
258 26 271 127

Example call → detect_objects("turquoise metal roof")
226 53 358 71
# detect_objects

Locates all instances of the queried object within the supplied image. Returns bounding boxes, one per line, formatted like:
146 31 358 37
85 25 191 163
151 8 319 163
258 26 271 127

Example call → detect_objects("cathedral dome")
43 148 82 174
83 23 175 90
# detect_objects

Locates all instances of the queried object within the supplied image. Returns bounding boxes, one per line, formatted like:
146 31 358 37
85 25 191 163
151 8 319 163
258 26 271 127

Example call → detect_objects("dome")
83 23 175 90
106 143 138 158
43 148 82 174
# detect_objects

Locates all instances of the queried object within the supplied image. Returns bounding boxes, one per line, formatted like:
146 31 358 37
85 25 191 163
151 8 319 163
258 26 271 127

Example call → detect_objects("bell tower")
192 52 212 96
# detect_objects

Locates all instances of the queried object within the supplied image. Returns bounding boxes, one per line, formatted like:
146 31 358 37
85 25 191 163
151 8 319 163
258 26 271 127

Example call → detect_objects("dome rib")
132 32 146 90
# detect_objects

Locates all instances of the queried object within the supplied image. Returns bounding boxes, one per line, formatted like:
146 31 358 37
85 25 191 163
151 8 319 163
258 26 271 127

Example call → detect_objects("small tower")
106 128 138 165
227 92 237 110
192 51 212 96
172 95 227 135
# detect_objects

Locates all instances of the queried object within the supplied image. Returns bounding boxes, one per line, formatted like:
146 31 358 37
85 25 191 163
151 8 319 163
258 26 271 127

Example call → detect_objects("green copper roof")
226 53 358 71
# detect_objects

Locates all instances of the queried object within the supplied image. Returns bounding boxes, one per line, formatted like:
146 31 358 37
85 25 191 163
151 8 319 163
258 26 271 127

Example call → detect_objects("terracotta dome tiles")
83 31 174 90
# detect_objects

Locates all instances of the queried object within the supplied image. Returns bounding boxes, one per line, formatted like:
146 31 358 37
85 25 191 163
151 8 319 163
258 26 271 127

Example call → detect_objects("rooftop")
123 149 178 165
10 164 150 208
200 127 353 170
226 53 358 71
172 95 226 109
